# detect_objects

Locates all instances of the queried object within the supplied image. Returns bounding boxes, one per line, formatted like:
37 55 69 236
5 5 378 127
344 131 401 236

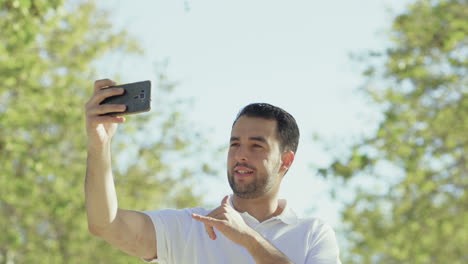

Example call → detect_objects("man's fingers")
205 224 217 240
192 214 218 224
192 214 221 240
94 79 116 91
89 115 126 124
88 104 127 116
90 87 125 106
85 87 124 111
192 214 225 226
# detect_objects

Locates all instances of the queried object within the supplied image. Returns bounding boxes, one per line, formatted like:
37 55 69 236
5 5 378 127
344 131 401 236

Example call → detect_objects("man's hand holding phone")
85 79 127 147
85 79 151 148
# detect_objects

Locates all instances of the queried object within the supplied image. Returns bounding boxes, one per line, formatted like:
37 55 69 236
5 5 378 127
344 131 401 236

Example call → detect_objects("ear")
279 150 295 175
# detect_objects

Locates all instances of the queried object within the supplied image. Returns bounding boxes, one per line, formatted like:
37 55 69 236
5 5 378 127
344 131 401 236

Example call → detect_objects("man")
85 79 341 263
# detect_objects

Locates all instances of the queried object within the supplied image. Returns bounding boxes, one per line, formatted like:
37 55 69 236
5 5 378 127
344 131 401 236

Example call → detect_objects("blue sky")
96 0 413 228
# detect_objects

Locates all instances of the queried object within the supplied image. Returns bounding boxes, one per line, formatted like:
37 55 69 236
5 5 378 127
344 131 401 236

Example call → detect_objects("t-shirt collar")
274 199 299 225
229 195 299 225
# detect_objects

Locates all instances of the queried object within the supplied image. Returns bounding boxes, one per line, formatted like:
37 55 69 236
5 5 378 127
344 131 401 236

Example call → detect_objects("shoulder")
143 206 212 221
295 217 338 244
297 216 334 231
141 206 212 243
295 216 341 261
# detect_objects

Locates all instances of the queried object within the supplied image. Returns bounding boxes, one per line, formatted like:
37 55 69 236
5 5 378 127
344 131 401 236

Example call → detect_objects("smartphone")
100 80 151 116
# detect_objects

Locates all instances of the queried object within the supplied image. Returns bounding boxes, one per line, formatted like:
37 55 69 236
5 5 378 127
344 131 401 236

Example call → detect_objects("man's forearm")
244 230 293 264
85 142 119 233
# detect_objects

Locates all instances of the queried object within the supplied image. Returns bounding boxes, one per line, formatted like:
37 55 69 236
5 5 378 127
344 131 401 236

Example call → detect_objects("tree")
0 1 215 263
320 0 468 263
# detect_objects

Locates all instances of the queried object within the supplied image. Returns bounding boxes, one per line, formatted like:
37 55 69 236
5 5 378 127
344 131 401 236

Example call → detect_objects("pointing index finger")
192 213 218 224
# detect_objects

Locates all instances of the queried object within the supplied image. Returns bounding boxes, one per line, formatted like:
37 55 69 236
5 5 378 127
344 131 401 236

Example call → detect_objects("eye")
253 144 263 148
230 143 239 147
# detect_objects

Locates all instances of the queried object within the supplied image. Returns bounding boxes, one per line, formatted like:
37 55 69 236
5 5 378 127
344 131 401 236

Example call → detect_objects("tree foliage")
0 1 213 263
321 0 468 263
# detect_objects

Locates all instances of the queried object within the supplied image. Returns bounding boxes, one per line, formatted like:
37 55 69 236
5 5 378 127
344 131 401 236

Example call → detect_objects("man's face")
227 116 285 199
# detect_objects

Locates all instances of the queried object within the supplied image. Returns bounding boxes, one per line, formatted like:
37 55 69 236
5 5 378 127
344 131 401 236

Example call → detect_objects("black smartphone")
100 80 151 116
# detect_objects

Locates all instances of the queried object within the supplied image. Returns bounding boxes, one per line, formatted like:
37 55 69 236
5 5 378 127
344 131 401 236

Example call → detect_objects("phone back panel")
100 80 151 116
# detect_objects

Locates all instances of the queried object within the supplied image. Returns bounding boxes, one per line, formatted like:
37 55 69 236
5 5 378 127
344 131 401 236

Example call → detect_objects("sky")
95 0 413 228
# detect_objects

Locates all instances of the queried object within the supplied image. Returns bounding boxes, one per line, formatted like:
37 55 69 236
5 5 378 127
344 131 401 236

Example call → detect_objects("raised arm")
84 79 157 259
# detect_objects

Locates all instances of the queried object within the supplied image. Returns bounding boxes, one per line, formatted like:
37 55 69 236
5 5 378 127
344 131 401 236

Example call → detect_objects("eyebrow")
230 136 267 143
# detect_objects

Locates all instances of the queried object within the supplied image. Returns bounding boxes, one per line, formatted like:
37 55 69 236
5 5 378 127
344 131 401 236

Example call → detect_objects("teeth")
238 170 251 174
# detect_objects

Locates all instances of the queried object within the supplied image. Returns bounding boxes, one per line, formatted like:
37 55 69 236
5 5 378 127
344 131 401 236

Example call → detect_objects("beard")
227 164 274 199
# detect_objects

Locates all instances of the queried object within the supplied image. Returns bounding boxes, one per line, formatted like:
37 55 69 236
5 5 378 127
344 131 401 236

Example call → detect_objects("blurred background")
1 0 466 263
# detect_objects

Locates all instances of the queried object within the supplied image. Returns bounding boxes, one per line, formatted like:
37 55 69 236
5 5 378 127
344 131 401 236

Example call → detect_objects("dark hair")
233 103 300 153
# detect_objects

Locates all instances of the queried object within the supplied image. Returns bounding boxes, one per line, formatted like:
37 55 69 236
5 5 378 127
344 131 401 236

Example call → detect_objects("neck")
231 192 283 223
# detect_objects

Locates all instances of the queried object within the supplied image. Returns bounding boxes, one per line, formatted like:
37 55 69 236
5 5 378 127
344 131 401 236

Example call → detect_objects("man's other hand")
191 195 254 247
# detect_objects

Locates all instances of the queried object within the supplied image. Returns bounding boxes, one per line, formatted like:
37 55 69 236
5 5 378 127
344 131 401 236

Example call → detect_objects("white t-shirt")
143 198 341 264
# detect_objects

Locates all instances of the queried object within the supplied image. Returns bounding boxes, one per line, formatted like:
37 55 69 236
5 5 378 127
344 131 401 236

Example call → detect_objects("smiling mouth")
233 165 255 177
236 170 253 175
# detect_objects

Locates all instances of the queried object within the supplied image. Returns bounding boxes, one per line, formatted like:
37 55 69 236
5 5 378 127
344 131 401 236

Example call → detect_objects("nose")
234 145 248 162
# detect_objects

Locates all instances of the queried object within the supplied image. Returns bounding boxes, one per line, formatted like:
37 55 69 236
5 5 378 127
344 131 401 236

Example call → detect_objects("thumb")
221 195 231 206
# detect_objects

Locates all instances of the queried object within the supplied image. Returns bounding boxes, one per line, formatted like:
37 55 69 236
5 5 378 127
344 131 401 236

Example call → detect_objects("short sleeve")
141 208 196 263
305 222 342 264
